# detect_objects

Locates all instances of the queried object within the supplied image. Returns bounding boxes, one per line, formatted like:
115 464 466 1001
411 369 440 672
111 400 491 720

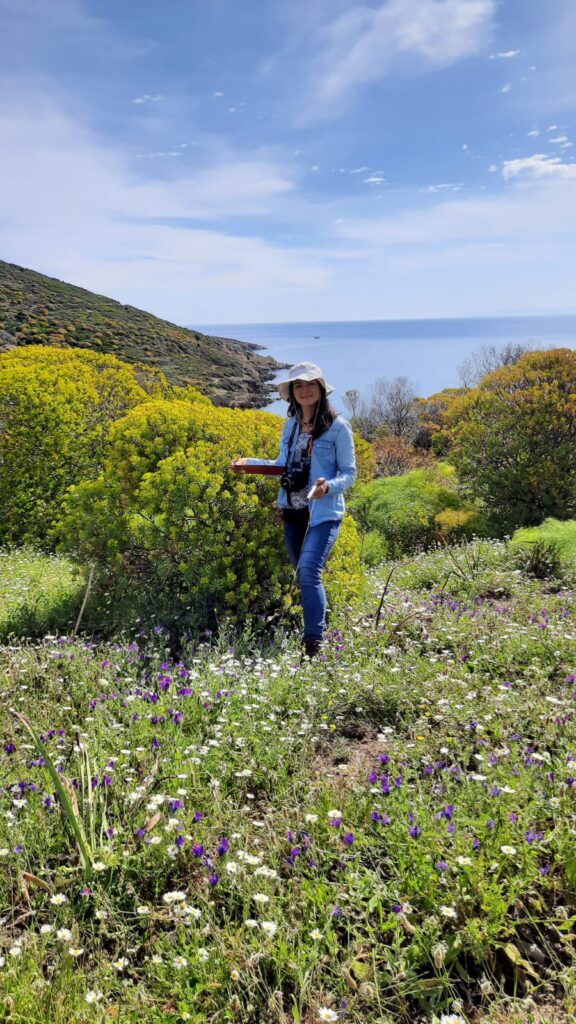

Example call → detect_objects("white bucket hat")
277 362 335 401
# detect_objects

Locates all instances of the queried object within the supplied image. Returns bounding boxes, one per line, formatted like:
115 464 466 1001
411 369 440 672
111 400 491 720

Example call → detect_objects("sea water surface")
197 316 576 414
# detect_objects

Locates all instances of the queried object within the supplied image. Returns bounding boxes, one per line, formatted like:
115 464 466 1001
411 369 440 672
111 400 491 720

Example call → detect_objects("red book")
232 463 286 476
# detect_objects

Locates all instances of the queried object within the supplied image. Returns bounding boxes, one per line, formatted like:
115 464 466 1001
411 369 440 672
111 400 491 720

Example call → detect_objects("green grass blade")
11 710 94 875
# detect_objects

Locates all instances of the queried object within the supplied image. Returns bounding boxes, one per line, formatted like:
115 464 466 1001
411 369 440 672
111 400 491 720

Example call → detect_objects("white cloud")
363 175 386 184
338 173 576 248
420 182 464 192
501 82 512 93
502 153 576 180
300 0 496 118
527 129 540 137
549 135 569 143
489 49 520 59
0 96 337 322
133 94 163 105
136 151 182 159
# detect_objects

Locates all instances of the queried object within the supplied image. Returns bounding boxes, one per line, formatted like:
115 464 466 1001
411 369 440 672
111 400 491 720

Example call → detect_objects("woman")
232 362 356 657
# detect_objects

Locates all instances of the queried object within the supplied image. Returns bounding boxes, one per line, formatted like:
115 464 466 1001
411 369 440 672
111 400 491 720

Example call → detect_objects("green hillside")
0 260 285 407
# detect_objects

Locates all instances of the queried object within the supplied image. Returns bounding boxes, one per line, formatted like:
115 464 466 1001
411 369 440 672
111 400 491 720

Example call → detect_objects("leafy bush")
511 538 563 580
0 346 204 546
57 401 364 631
446 348 576 532
350 466 480 557
510 517 576 562
353 434 377 483
360 530 389 567
372 435 434 476
435 507 482 542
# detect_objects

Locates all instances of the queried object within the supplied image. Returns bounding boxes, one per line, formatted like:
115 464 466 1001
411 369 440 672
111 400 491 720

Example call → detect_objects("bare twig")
374 566 396 630
72 563 95 637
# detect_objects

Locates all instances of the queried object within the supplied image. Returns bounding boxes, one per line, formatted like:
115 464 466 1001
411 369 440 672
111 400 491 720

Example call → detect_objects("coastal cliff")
0 260 285 408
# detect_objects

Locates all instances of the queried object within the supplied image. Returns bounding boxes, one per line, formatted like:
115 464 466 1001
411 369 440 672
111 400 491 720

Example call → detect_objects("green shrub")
57 402 364 631
510 517 576 561
509 518 576 581
446 348 576 532
324 515 366 613
353 434 377 483
511 538 563 580
360 530 389 567
350 466 480 557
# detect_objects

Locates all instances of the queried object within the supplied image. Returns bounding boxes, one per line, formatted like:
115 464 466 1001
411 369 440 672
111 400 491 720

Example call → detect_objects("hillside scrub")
0 346 208 546
1 540 576 1022
0 259 283 406
446 348 576 533
56 400 365 631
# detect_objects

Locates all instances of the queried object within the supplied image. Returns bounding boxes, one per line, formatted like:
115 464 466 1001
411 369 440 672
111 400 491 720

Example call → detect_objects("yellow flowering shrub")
58 402 364 627
0 346 169 544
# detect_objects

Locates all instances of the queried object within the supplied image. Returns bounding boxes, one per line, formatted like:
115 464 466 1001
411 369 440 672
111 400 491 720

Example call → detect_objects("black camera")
280 464 311 504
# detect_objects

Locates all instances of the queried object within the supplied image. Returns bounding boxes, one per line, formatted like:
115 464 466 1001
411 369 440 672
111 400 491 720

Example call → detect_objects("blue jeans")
283 511 341 641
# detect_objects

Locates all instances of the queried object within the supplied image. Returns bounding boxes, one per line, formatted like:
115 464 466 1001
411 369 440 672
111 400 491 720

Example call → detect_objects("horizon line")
195 311 576 328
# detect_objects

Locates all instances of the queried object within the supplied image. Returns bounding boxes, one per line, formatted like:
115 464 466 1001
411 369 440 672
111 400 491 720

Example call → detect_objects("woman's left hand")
310 478 329 499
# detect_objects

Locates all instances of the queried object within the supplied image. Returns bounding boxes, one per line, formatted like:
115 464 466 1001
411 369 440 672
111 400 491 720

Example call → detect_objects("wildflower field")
1 541 576 1024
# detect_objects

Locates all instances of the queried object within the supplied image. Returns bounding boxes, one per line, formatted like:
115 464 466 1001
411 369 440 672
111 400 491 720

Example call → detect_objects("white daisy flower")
163 890 187 904
85 990 104 1004
440 905 458 919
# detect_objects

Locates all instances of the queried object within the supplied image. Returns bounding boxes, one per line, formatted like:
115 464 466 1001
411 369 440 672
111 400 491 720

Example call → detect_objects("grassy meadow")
1 540 576 1023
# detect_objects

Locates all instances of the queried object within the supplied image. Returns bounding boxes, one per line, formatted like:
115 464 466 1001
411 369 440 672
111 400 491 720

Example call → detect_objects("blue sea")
197 316 576 414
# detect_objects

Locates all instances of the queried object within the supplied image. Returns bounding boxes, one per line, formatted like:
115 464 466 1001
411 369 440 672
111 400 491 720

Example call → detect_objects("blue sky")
1 0 575 323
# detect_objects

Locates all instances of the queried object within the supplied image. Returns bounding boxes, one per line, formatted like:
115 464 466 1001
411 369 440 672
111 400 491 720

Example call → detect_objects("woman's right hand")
231 457 249 472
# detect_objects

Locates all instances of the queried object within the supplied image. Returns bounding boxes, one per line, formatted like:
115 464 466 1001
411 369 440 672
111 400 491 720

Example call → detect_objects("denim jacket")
247 415 356 526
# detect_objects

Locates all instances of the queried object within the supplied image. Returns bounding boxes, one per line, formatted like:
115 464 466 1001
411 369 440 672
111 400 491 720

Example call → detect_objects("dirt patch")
471 1000 575 1024
312 733 385 792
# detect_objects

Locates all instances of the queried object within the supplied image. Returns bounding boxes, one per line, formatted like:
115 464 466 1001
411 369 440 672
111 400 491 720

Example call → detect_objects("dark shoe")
303 636 322 658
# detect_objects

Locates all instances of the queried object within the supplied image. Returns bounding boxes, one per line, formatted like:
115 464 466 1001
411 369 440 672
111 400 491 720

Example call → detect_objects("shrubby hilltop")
0 259 285 407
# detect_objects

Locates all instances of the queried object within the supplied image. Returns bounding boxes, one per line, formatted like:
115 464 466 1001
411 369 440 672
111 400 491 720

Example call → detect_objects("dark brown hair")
287 382 337 438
